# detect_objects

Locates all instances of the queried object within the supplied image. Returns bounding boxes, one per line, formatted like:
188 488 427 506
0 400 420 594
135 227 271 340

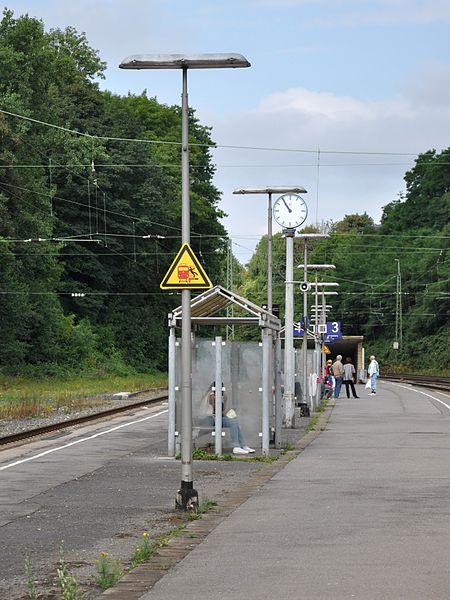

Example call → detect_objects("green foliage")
57 541 80 600
24 552 39 600
0 8 227 375
236 153 448 374
131 532 155 567
95 552 122 589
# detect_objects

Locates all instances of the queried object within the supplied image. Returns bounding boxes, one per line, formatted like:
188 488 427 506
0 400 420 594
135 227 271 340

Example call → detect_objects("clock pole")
283 228 296 428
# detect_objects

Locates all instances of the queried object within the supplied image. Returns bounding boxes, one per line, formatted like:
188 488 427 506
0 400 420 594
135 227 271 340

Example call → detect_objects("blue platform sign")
293 316 309 337
326 320 342 341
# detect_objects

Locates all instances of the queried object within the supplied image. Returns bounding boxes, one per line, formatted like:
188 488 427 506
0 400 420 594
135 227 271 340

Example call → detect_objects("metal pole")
266 192 274 452
274 332 282 448
321 288 326 378
177 67 198 510
262 328 271 455
302 240 309 408
283 230 295 427
168 326 176 457
395 259 399 349
267 192 273 313
214 336 223 456
399 260 403 348
313 273 319 409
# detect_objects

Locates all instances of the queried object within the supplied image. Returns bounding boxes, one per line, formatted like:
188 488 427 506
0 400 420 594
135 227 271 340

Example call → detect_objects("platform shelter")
167 285 281 457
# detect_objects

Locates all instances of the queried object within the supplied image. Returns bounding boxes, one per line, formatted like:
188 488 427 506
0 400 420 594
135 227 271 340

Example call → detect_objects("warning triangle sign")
160 243 212 290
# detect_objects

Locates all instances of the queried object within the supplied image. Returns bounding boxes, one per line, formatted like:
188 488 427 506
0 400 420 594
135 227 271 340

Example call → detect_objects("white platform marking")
387 382 450 411
0 409 168 472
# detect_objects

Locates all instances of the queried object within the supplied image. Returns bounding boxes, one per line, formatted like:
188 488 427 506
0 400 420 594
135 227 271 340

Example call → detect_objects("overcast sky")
10 0 450 262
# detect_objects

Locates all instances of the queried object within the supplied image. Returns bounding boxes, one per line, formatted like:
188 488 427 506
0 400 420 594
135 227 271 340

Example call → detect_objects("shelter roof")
168 285 280 330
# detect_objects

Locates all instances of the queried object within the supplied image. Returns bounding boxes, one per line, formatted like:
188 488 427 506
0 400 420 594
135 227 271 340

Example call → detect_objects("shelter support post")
168 327 176 457
262 327 271 456
274 332 283 448
214 336 223 456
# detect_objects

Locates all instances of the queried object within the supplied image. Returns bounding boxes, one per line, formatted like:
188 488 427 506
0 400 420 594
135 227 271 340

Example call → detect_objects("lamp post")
311 284 339 406
296 237 331 411
233 187 306 446
233 186 307 312
297 261 335 411
394 258 402 351
120 53 250 510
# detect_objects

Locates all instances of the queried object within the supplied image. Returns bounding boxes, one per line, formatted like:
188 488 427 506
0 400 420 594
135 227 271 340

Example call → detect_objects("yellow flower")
143 532 150 538
100 551 109 557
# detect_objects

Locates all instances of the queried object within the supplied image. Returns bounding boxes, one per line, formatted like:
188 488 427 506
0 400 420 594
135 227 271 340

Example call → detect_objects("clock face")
273 193 308 229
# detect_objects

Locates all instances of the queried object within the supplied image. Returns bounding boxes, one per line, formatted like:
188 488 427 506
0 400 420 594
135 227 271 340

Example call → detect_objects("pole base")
176 481 199 511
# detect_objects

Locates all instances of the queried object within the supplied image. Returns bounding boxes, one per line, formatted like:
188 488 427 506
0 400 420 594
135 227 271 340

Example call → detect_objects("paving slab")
136 383 450 600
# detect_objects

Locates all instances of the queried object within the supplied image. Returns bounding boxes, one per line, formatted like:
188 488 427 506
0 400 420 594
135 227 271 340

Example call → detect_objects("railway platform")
128 380 450 600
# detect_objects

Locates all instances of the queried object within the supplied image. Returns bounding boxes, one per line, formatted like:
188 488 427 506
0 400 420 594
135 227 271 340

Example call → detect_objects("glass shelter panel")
175 339 265 451
228 341 264 449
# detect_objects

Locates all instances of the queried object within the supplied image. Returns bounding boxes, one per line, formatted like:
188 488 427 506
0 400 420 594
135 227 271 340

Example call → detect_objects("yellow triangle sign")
160 243 212 290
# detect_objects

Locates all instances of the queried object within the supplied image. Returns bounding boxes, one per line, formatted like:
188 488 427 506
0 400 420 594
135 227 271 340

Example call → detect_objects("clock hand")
282 198 292 213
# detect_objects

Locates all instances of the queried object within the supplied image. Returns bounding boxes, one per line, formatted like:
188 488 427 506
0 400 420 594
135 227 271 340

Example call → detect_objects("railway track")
0 393 168 447
382 374 450 392
2 375 448 447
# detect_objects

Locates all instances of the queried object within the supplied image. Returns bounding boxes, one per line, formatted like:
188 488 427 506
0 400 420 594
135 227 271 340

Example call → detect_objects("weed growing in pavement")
24 552 39 600
186 498 218 521
95 552 122 589
57 541 80 600
306 400 329 432
131 532 155 567
317 399 329 413
282 443 296 451
131 524 188 568
190 447 280 462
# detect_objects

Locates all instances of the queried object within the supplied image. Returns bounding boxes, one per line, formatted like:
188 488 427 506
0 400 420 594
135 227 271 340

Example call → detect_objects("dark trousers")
344 380 358 398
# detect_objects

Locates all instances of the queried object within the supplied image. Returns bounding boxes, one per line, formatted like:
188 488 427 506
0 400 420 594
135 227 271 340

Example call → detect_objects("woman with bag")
367 355 380 396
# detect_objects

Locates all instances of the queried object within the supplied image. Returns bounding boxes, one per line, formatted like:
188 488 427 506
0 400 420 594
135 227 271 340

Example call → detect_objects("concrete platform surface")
140 382 450 600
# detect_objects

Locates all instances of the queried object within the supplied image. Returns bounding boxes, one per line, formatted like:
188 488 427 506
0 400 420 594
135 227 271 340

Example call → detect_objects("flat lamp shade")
119 53 251 69
233 186 307 194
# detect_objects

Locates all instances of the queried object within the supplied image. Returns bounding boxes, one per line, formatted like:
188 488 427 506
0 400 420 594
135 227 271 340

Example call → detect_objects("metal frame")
167 285 280 457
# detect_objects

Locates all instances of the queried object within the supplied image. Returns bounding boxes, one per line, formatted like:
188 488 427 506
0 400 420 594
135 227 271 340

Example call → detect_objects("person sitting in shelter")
201 382 255 455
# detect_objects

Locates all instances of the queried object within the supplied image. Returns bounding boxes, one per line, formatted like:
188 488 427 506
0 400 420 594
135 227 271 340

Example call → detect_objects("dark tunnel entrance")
326 336 364 380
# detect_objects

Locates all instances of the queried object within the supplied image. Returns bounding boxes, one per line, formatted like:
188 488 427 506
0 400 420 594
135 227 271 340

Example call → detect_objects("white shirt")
368 360 379 376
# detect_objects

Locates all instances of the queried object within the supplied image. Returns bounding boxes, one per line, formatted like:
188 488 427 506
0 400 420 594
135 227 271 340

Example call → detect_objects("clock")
273 193 308 229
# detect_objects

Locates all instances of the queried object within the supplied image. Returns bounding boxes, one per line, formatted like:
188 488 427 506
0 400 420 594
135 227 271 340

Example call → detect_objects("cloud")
400 60 450 107
258 88 413 121
201 70 450 262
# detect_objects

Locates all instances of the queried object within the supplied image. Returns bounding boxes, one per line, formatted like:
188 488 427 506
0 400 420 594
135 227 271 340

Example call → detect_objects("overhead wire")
2 106 450 157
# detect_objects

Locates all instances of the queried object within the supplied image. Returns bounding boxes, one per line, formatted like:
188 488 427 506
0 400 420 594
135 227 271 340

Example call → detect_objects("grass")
190 447 280 463
306 399 329 432
0 372 167 420
95 552 122 589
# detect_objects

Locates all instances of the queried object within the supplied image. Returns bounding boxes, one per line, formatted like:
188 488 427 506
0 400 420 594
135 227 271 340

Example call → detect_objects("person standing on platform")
332 355 344 399
322 359 334 399
367 355 380 395
343 357 359 398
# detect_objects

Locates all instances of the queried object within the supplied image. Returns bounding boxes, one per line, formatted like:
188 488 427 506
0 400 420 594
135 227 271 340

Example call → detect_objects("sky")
10 0 450 262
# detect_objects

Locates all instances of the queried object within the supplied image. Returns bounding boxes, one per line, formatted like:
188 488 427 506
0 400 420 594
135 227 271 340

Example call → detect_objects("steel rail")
382 374 450 392
0 393 168 447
